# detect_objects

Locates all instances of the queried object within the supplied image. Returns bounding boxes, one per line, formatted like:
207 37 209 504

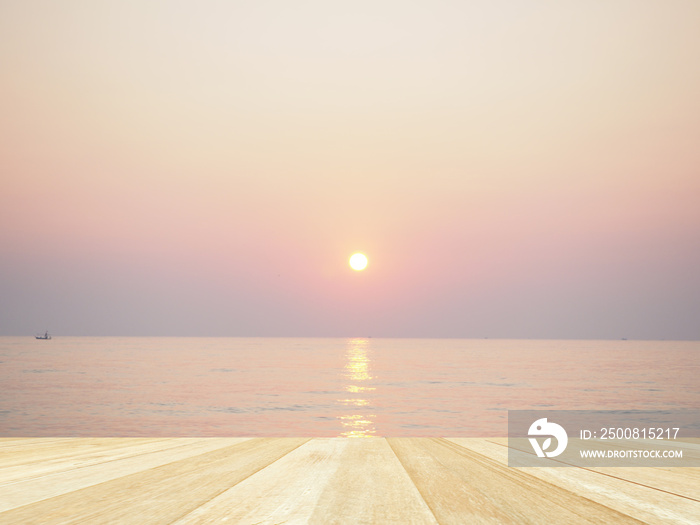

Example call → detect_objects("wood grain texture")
447 438 700 525
1 438 697 524
0 438 307 524
173 438 436 524
388 438 647 525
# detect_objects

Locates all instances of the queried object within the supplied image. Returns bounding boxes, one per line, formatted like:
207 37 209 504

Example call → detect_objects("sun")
349 253 368 271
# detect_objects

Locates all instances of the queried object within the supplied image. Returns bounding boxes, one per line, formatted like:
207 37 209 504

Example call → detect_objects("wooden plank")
0 438 307 524
448 438 700 499
173 438 438 524
388 437 645 524
589 466 700 500
0 437 696 524
0 438 166 468
0 438 219 484
309 438 437 524
447 438 700 525
0 438 249 512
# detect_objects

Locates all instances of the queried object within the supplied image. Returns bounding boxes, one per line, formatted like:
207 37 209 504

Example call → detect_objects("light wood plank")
0 438 250 512
0 438 167 468
447 438 700 525
388 437 645 524
309 438 438 524
0 438 307 524
449 437 700 499
0 438 222 485
174 438 438 524
0 437 696 524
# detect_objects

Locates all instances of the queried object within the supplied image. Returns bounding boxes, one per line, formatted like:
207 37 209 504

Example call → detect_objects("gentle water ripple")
1 337 697 436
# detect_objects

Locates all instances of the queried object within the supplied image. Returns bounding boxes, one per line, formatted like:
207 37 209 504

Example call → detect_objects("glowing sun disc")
349 253 368 271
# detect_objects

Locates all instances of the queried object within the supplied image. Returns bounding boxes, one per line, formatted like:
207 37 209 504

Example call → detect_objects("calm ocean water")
1 337 697 437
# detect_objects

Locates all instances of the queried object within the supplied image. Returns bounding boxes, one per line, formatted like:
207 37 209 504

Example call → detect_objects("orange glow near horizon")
1 2 699 339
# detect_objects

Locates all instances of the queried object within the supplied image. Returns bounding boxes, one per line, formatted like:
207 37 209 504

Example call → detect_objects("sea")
1 337 697 437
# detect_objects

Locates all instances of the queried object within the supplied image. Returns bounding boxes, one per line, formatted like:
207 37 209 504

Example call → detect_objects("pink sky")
1 1 699 338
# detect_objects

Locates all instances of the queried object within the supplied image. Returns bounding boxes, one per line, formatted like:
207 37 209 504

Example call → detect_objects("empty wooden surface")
0 438 697 524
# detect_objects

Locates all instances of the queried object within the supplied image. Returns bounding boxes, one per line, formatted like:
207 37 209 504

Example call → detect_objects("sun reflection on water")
337 398 369 407
338 338 377 437
345 385 375 393
346 339 373 382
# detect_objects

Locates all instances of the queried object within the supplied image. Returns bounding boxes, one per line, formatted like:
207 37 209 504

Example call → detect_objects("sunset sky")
2 1 699 338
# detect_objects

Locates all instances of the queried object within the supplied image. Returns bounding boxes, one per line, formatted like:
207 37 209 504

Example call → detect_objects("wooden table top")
1 437 698 524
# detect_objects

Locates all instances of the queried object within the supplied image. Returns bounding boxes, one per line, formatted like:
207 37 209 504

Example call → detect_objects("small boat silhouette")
35 331 52 340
